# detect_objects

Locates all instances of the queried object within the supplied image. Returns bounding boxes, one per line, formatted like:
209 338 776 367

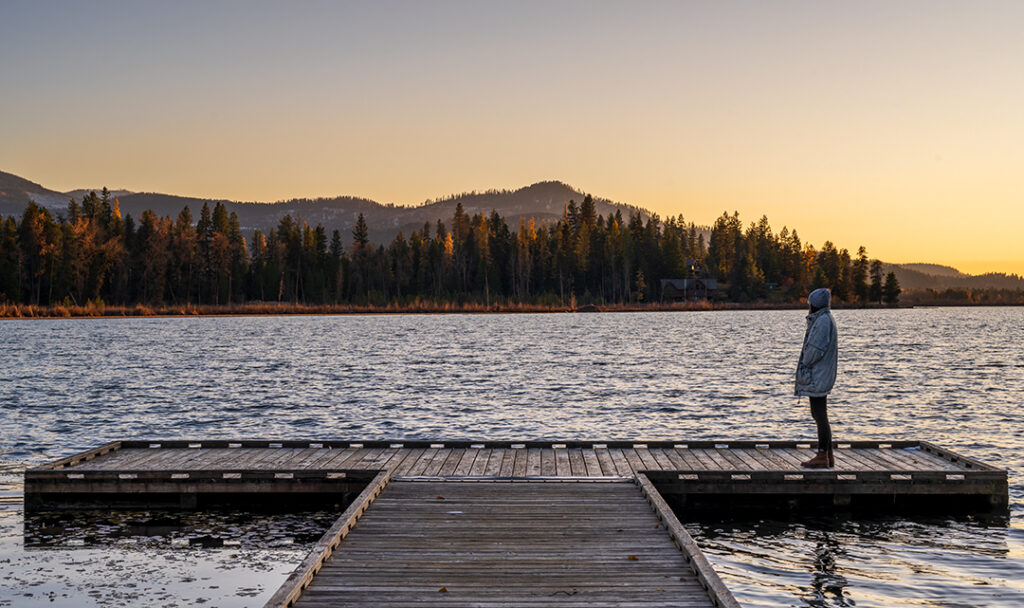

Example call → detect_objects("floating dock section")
25 439 1008 607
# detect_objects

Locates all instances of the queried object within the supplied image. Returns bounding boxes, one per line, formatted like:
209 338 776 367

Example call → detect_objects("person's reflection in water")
803 532 851 607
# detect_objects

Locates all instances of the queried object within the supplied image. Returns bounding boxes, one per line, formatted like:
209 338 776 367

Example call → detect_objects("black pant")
810 396 832 451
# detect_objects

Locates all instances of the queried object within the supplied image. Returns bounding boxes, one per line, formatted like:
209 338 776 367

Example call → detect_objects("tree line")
0 189 902 308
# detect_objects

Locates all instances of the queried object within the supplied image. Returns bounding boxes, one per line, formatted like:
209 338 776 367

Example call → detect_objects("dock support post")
833 494 851 507
989 492 1009 513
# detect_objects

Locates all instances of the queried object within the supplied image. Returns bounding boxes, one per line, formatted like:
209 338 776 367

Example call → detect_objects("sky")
2 1 1022 275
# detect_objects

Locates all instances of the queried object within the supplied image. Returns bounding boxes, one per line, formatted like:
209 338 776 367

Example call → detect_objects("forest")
1 189 903 311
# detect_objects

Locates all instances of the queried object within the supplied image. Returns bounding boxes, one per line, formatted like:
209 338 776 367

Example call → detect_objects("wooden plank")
568 448 587 476
554 447 571 476
452 448 481 476
866 447 948 471
837 448 888 471
646 448 677 471
439 449 466 476
620 448 647 473
848 448 904 471
94 447 180 470
581 448 603 477
632 447 661 470
747 447 797 471
344 447 384 471
468 448 492 476
144 447 224 470
713 447 755 471
122 448 201 470
380 448 412 470
525 448 541 476
770 447 815 469
392 448 426 476
498 449 517 477
692 448 732 471
608 449 633 475
593 447 619 476
540 448 556 476
424 448 454 476
512 448 528 474
484 449 506 476
318 446 365 469
670 448 706 470
404 448 438 476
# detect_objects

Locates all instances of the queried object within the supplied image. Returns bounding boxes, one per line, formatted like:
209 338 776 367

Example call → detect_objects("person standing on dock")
796 287 839 468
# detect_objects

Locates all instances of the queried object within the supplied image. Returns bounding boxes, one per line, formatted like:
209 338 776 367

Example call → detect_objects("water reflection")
687 516 1024 608
806 533 850 607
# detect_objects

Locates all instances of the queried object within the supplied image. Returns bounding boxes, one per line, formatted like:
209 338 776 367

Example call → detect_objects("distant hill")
887 263 1024 291
0 170 70 214
896 263 967 278
0 170 648 244
113 181 647 244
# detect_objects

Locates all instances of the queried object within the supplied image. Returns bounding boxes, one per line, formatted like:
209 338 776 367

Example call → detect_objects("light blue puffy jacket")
795 308 838 397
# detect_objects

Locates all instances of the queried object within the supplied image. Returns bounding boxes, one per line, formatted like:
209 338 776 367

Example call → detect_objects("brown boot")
827 448 835 467
801 451 831 468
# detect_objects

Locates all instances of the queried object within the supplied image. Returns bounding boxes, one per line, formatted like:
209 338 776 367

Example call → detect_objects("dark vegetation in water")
0 189 937 314
23 508 337 550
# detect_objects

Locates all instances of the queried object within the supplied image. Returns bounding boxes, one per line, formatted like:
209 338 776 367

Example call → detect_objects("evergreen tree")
869 259 884 303
0 216 21 302
852 246 870 303
883 272 901 305
352 213 369 247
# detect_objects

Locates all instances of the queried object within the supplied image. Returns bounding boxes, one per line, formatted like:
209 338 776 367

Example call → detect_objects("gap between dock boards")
266 473 741 608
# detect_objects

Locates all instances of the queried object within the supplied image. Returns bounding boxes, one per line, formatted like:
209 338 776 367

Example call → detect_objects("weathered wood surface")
43 439 987 477
284 479 732 608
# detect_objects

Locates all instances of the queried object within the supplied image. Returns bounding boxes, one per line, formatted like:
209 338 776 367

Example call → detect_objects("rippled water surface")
1 308 1022 606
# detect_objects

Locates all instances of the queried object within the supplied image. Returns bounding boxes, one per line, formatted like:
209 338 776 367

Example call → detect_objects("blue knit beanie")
808 288 831 309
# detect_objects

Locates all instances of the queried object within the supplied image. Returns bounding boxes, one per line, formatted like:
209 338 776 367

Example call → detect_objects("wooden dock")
25 439 1008 512
24 439 1007 607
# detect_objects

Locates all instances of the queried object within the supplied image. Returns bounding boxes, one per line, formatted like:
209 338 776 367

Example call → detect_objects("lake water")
1 308 1022 606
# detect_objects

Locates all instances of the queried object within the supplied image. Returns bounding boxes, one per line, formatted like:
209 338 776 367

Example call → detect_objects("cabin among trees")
660 278 719 302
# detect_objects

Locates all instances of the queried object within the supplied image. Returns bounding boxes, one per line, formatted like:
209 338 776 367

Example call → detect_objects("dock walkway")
277 478 730 608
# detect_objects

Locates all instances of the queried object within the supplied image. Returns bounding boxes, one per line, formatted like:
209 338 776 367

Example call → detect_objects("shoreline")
1 300 1019 319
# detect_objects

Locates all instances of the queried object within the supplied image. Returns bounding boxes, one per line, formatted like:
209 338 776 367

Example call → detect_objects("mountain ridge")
0 170 648 245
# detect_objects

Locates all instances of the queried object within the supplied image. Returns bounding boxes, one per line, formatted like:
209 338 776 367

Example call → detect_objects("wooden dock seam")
264 469 391 608
636 473 742 608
